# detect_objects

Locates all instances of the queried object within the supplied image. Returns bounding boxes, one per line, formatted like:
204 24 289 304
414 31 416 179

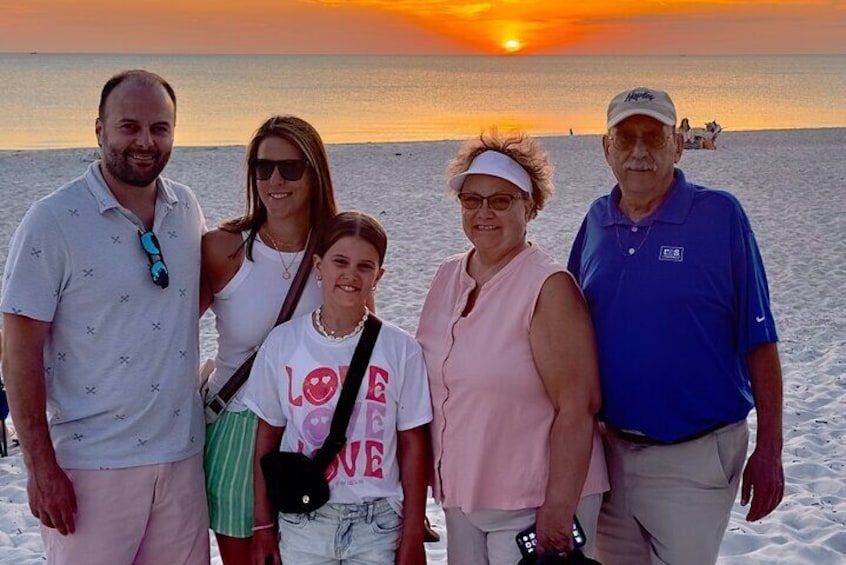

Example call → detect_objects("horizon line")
3 51 845 57
3 126 844 153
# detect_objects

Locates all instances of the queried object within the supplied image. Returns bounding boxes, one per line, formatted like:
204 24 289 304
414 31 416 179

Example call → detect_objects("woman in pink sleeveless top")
416 130 608 563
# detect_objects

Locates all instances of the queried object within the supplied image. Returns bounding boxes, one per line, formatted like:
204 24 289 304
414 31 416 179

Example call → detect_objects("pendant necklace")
615 222 653 257
313 305 369 342
262 229 307 280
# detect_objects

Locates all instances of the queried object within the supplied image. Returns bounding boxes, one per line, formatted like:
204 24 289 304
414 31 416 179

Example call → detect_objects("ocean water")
1 53 844 149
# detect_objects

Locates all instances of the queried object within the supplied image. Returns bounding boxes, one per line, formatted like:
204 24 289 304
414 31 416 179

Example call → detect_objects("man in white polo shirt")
1 70 208 564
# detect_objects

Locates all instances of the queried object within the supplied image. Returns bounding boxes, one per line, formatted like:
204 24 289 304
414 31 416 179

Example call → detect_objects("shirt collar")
601 168 693 227
458 243 538 287
84 160 178 215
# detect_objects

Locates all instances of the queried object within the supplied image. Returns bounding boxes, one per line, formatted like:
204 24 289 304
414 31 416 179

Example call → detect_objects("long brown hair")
222 115 338 260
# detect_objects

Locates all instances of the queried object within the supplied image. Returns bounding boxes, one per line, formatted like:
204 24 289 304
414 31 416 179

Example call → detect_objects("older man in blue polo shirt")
567 87 784 564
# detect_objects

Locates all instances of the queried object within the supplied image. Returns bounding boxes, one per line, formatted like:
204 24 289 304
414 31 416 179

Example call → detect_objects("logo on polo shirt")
659 246 684 262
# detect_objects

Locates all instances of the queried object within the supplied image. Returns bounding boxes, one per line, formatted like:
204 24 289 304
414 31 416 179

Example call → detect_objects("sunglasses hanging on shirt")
138 230 169 289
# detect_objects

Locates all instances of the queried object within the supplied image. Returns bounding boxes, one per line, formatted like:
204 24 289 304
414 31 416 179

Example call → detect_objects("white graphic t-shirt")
241 313 432 503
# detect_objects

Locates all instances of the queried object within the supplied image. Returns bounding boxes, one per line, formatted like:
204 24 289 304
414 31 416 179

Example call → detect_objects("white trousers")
444 493 603 564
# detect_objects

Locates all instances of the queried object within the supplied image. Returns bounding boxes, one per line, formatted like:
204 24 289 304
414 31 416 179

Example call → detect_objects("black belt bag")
260 451 331 514
261 316 382 514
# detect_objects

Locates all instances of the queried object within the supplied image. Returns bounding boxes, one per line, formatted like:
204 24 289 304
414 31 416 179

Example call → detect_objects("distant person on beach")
0 70 209 563
568 87 784 564
679 117 693 145
416 130 608 563
245 212 432 565
200 115 339 564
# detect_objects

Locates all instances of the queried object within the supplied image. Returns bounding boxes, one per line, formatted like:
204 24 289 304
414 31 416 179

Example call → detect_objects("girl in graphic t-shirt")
242 212 433 565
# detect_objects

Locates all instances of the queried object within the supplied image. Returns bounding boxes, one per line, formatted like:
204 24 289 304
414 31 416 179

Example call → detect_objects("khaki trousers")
596 420 748 565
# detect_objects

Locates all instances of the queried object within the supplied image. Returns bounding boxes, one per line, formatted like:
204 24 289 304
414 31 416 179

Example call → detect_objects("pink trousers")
42 452 209 565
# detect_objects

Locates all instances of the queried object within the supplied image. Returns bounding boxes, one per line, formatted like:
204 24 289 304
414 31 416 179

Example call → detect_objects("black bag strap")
312 315 382 470
205 233 318 417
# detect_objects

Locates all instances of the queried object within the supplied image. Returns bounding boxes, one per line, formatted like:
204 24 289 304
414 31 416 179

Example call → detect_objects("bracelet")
252 523 277 532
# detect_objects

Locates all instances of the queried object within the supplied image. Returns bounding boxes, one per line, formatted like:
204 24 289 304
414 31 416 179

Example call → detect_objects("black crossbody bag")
260 315 382 514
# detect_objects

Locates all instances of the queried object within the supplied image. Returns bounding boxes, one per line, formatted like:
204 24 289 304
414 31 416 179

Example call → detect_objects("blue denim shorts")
277 498 402 564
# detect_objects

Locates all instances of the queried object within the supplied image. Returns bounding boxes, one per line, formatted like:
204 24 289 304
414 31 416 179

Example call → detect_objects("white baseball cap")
607 87 677 129
448 150 533 194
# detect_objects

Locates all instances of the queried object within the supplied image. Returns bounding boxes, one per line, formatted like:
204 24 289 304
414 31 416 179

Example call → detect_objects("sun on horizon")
502 38 522 53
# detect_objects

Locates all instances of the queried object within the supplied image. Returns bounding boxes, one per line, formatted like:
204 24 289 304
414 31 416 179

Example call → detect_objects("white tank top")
209 232 322 412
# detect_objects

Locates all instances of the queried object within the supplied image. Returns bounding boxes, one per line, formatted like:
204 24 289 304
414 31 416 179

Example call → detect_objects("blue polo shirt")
568 169 778 442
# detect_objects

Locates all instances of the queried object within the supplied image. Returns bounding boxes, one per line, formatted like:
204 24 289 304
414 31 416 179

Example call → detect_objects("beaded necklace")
313 305 369 342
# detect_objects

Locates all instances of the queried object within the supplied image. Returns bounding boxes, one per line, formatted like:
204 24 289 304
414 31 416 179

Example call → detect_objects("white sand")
1 128 845 563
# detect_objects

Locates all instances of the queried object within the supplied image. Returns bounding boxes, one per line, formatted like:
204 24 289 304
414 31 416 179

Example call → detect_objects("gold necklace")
615 223 653 257
262 229 306 280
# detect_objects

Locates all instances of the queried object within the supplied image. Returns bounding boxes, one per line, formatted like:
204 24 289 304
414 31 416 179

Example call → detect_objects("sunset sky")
1 0 844 55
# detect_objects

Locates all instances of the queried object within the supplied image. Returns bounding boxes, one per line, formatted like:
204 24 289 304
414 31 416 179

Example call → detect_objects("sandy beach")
1 128 845 563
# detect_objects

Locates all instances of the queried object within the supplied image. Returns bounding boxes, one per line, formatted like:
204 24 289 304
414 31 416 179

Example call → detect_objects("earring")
316 274 323 288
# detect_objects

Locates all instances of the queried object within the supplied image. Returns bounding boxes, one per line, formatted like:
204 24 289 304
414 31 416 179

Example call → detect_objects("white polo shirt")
1 161 206 469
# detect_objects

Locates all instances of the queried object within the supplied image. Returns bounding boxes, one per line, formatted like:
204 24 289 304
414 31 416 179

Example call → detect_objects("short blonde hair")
446 128 553 220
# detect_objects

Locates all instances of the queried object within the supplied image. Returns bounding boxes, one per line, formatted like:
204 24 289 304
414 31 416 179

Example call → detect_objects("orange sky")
1 0 844 54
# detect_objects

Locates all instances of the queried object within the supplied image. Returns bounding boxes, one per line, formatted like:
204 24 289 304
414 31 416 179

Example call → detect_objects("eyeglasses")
608 132 673 151
457 192 525 212
138 231 169 289
250 159 309 181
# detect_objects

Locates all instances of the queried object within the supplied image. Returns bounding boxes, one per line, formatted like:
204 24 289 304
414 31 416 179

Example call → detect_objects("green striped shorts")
204 408 258 538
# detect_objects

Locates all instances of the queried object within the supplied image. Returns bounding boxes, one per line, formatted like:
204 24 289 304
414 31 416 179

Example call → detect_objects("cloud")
1 0 842 54
294 0 844 54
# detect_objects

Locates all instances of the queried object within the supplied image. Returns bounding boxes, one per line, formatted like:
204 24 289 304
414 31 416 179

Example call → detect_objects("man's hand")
743 343 784 522
740 447 784 521
27 461 77 535
535 502 574 555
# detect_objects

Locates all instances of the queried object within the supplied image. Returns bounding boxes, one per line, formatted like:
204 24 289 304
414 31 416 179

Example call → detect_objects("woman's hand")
535 503 574 555
252 419 285 565
396 426 430 565
250 528 281 565
396 533 426 565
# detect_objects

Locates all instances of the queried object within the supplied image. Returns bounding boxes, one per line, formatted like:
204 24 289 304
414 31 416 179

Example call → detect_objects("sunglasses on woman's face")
138 231 169 289
250 159 309 182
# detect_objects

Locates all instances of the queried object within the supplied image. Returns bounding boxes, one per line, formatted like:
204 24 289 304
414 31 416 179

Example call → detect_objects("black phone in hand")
516 516 586 558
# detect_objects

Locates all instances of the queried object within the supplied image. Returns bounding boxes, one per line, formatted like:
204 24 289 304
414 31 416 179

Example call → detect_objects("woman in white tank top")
200 116 339 564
